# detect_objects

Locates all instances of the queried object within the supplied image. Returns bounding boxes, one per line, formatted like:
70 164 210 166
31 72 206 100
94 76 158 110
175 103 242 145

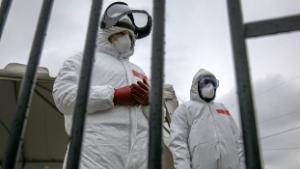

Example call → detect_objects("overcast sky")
0 0 300 168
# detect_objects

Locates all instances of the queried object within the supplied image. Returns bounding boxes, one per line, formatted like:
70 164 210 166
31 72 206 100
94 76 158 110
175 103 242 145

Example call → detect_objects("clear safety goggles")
101 2 152 39
198 75 219 89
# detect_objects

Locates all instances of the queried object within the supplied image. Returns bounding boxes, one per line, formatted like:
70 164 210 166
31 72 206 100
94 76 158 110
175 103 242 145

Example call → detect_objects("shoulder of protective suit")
64 52 111 68
212 102 227 109
183 100 201 112
185 99 206 106
57 53 82 73
174 103 191 116
183 100 196 107
128 62 146 75
174 102 198 125
65 52 82 64
181 100 205 113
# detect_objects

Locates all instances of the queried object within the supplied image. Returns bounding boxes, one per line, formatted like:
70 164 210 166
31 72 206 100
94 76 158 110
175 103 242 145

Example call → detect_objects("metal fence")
227 0 300 168
0 0 299 168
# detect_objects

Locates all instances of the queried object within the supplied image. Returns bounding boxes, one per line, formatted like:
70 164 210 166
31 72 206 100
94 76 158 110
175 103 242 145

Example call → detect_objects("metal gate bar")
65 0 103 169
0 0 12 39
148 0 166 169
3 0 54 168
226 0 262 169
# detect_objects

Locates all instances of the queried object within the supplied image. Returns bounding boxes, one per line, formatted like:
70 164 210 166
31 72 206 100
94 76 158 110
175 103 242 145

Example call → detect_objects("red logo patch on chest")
132 70 148 81
216 109 231 116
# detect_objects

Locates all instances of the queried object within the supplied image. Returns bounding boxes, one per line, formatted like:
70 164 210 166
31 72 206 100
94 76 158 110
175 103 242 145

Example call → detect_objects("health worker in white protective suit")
169 69 245 169
52 2 167 169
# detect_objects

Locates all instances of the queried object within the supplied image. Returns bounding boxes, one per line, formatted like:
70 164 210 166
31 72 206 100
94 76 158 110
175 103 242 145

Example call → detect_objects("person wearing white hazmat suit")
53 2 157 169
170 69 245 169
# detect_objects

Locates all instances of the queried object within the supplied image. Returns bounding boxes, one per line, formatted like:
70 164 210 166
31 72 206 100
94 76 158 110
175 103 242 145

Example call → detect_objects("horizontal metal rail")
2 0 54 169
245 14 300 38
65 0 103 169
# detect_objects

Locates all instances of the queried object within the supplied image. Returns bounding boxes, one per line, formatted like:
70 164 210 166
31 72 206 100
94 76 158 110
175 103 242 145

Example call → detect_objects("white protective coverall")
53 26 150 169
169 69 245 169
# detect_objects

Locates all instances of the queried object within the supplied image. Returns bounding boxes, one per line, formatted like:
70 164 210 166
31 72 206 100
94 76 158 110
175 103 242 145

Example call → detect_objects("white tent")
0 63 68 169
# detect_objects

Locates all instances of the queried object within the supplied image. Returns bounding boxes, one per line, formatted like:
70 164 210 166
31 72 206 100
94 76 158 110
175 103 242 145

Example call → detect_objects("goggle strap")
115 21 135 32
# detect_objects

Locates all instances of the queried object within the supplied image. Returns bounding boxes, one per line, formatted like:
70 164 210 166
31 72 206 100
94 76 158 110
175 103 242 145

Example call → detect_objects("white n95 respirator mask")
201 83 215 99
112 34 132 54
198 75 219 102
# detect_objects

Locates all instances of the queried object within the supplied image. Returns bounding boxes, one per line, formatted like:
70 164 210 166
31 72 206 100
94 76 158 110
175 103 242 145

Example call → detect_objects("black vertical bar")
226 0 262 169
148 0 166 169
65 0 103 169
3 0 54 168
0 0 12 39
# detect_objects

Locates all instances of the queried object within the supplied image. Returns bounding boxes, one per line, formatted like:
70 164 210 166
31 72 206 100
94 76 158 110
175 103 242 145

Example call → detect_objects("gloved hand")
132 79 150 105
113 85 137 105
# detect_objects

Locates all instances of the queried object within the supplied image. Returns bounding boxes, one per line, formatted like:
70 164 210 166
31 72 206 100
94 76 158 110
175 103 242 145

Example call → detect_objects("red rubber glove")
113 85 137 105
131 79 150 105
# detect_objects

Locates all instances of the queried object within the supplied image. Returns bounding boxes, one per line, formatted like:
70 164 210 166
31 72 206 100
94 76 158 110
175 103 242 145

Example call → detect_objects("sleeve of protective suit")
170 104 192 169
227 111 246 169
163 84 179 118
53 54 115 115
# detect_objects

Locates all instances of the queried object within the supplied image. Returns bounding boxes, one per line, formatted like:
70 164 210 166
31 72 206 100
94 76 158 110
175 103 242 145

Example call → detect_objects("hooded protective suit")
169 69 245 169
53 26 150 169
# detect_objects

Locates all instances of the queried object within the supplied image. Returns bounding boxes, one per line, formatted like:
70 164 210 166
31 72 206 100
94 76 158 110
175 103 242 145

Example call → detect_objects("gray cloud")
219 75 300 169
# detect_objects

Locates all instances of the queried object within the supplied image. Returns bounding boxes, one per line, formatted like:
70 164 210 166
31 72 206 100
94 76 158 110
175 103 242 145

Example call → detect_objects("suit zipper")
208 104 221 165
120 60 137 155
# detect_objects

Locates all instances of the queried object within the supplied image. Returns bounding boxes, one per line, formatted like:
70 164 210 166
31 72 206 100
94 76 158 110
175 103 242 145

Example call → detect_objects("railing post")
148 0 166 169
65 0 103 169
226 0 263 168
0 0 12 39
3 0 54 168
